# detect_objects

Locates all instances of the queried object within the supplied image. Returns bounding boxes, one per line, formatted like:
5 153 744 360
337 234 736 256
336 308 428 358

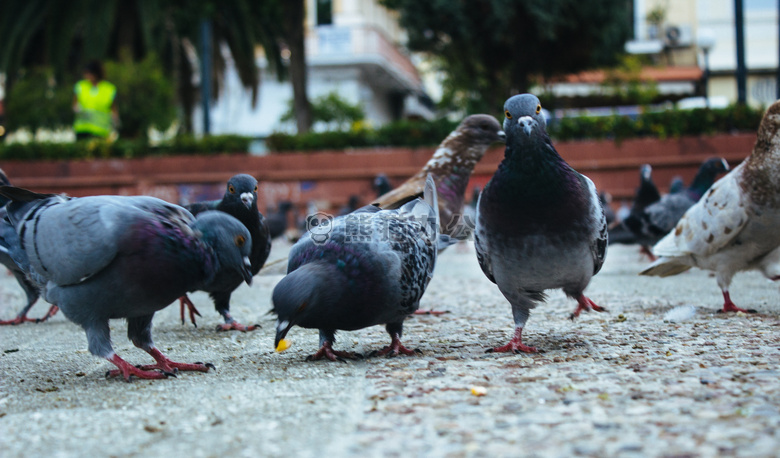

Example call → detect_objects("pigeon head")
272 262 341 347
640 164 653 182
373 174 392 197
669 176 685 194
502 94 547 139
687 157 729 199
458 114 506 146
193 211 253 285
224 174 258 209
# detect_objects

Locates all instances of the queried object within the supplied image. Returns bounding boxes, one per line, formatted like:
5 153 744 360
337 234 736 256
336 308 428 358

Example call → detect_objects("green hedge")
0 135 251 161
266 105 764 151
550 105 763 142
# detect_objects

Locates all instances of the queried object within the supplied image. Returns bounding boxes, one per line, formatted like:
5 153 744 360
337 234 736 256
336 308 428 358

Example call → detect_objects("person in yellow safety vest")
73 60 118 140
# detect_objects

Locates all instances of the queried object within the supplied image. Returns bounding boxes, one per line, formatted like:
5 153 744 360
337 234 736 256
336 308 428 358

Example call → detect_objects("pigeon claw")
570 295 606 320
370 333 419 357
215 321 259 332
412 309 450 316
179 295 202 327
486 327 537 354
306 342 361 362
0 305 60 325
720 291 758 314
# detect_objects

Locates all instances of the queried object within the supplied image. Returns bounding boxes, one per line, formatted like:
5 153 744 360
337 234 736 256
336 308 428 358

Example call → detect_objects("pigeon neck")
686 169 719 200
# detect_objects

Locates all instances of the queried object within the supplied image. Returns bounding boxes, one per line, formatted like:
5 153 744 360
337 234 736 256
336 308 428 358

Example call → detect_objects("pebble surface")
1 243 779 457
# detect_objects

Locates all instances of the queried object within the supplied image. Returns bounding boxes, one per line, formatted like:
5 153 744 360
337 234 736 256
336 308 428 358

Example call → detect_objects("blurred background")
0 0 776 223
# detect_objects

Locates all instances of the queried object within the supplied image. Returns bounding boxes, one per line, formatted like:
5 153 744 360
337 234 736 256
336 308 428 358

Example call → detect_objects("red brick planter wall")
1 133 757 213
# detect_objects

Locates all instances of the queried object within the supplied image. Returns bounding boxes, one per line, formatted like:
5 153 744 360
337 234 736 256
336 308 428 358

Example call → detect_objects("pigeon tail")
639 257 693 277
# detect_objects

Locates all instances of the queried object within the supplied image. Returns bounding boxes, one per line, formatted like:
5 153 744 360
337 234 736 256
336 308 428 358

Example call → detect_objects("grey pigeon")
266 201 294 240
622 158 729 256
608 164 660 252
272 175 439 361
179 174 271 331
475 94 608 353
0 186 252 381
641 100 780 313
0 169 58 325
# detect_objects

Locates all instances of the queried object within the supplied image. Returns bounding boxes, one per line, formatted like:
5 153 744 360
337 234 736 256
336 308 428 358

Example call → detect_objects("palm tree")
0 0 287 132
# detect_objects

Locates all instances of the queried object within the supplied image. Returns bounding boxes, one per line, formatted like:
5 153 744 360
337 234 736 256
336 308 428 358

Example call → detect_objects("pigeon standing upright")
272 175 440 361
475 94 607 353
266 201 294 240
179 174 271 331
607 164 660 247
0 169 59 325
0 186 253 380
641 100 780 313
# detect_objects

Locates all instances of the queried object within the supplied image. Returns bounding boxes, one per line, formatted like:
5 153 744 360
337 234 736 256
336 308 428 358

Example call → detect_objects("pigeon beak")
497 130 506 142
721 158 730 172
240 192 254 208
274 319 293 348
241 256 253 285
518 116 534 137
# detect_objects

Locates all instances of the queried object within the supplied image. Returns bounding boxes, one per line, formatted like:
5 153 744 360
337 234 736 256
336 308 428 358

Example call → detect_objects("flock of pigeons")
0 94 778 381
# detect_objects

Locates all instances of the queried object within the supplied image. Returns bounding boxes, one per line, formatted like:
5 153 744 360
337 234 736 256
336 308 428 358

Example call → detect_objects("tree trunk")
282 0 312 134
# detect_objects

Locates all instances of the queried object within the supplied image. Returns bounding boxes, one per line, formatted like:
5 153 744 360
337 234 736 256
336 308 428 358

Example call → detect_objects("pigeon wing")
653 165 748 258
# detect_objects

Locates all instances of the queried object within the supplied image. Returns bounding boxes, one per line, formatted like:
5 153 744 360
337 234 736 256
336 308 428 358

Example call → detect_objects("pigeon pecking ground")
1 242 779 456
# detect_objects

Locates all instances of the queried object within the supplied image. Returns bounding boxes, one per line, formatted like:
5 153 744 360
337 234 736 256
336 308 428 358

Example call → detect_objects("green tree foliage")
5 68 73 131
381 0 631 113
105 55 176 138
0 0 286 130
280 92 365 130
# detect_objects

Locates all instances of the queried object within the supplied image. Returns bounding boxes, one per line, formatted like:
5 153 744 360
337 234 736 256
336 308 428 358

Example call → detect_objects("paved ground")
1 242 779 457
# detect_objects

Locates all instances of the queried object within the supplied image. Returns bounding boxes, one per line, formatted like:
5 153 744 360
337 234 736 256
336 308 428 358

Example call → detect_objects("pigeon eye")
253 185 258 192
536 104 542 114
234 235 246 247
504 110 512 119
229 185 236 194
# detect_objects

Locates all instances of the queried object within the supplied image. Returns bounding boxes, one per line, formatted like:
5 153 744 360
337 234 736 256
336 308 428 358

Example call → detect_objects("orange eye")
504 110 512 119
229 185 236 194
253 185 258 192
536 104 542 114
235 235 246 247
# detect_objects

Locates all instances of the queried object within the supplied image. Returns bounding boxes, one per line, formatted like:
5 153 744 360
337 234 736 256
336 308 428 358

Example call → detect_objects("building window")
317 0 333 26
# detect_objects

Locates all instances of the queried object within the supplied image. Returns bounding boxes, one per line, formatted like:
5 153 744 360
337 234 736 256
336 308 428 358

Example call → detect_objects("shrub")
0 135 251 161
5 68 73 132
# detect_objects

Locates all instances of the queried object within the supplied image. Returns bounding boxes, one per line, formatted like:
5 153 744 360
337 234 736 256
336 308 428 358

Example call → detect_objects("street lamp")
697 29 716 108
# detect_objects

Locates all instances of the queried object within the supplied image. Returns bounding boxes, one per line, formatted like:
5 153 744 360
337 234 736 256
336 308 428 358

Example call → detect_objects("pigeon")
338 195 362 216
640 100 780 313
474 94 608 353
621 158 729 257
668 176 685 194
0 169 59 325
272 175 439 361
266 201 294 240
179 174 271 331
372 173 392 198
373 114 505 241
0 186 252 380
608 164 660 245
600 191 616 226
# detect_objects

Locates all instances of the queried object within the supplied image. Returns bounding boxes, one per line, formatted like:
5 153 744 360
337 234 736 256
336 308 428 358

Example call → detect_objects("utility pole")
200 18 212 134
735 0 747 105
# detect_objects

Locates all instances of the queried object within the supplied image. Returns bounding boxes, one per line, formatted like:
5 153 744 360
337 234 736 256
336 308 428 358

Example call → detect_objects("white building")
194 0 433 138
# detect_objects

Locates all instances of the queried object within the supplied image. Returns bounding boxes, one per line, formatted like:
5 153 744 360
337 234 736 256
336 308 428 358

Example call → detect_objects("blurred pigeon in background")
621 158 729 259
607 164 660 248
179 174 271 331
272 175 440 361
641 101 780 313
372 173 392 198
668 176 685 194
0 186 252 380
0 169 59 325
475 94 607 353
266 201 295 240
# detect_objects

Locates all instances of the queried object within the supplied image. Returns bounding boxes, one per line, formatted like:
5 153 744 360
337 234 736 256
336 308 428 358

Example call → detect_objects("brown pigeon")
641 100 780 313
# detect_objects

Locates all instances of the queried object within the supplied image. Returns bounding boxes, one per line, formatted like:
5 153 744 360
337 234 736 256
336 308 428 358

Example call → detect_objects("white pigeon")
640 100 780 313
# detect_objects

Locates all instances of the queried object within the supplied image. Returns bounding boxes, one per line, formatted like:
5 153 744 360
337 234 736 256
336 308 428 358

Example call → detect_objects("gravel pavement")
1 242 779 457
